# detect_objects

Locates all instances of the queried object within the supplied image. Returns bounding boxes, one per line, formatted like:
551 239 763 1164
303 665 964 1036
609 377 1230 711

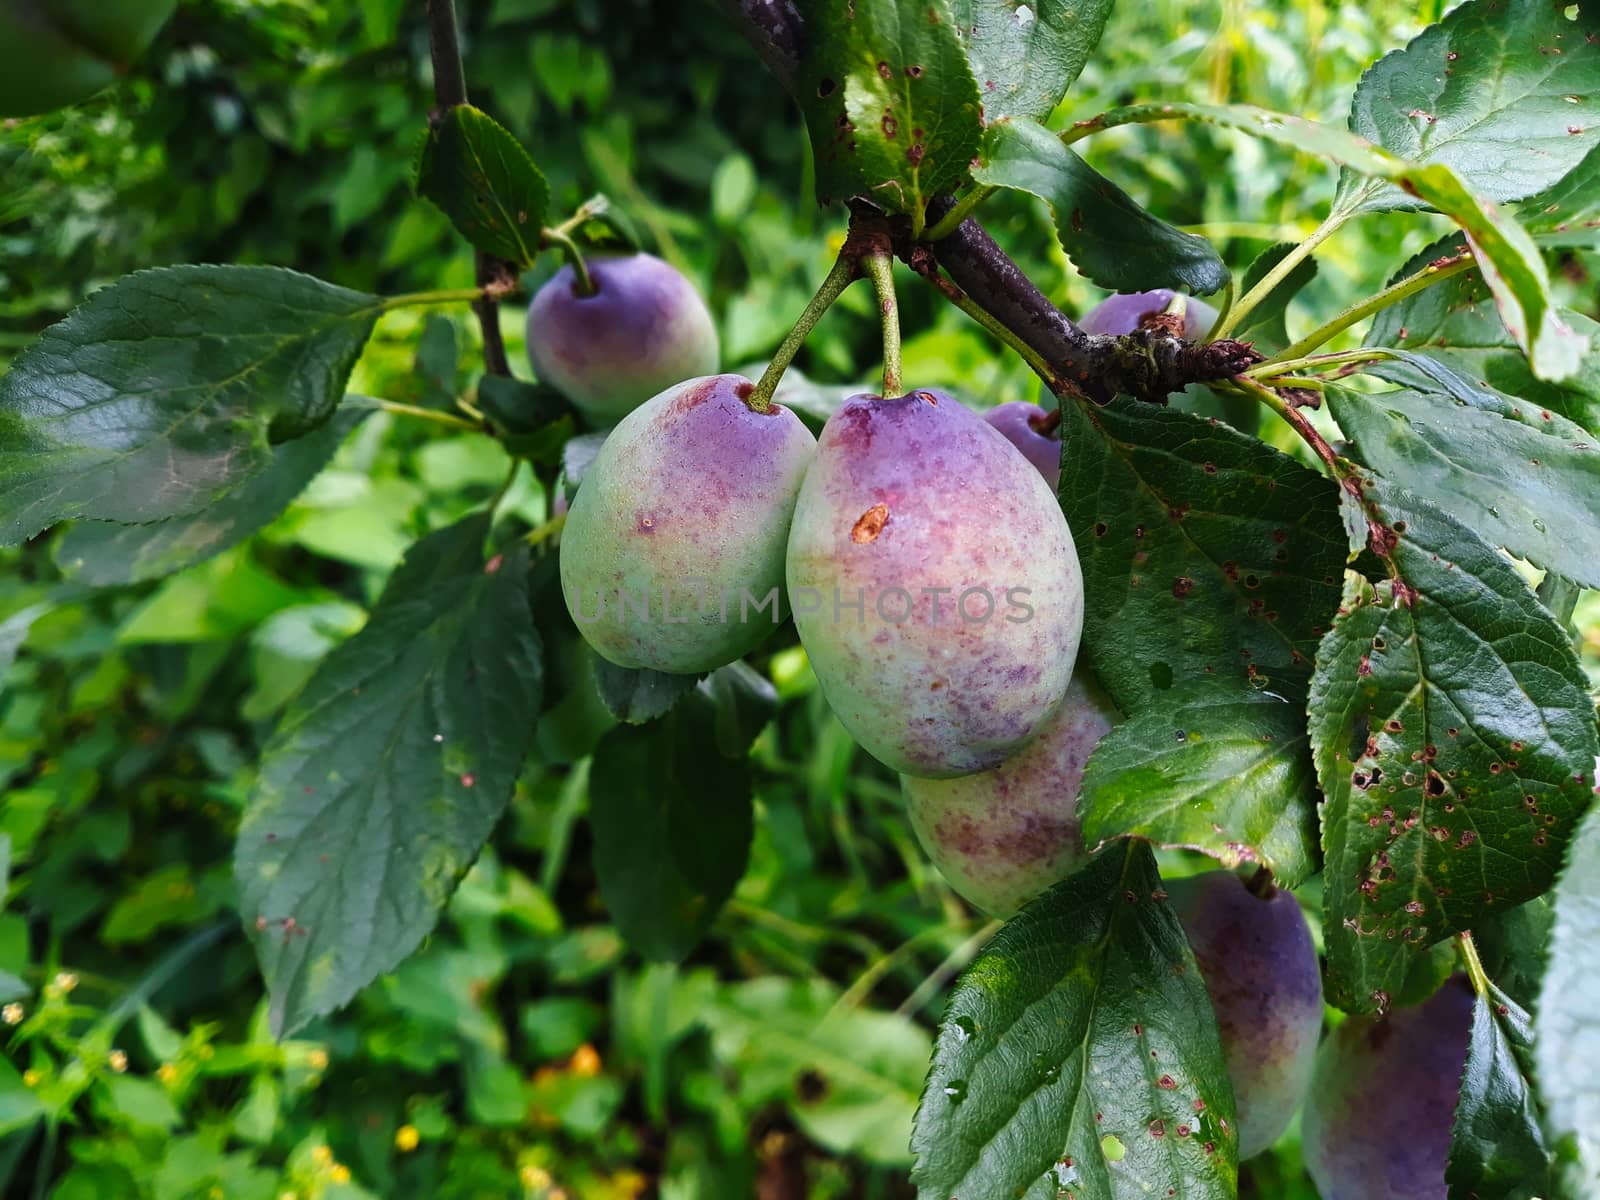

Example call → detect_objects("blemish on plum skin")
851 503 890 543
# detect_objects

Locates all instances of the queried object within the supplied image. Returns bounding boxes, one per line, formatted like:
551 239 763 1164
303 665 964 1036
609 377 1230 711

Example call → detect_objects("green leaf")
1327 365 1600 588
1446 984 1552 1200
1366 237 1600 433
0 266 380 545
474 375 573 463
1308 478 1598 1013
1344 0 1600 210
912 842 1238 1200
948 0 1115 122
236 515 542 1036
1056 397 1347 714
417 104 549 267
1519 142 1600 247
697 660 779 758
1232 242 1318 352
974 118 1228 295
591 658 701 724
794 0 984 219
710 977 932 1166
1079 681 1318 886
588 699 752 961
1537 798 1600 1194
55 406 369 587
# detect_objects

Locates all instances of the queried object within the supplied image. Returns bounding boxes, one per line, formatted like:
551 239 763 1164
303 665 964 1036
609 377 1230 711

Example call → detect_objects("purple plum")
526 252 719 426
983 401 1061 490
902 673 1117 915
1080 290 1219 341
1301 976 1474 1200
785 388 1084 778
1164 871 1324 1160
559 374 815 673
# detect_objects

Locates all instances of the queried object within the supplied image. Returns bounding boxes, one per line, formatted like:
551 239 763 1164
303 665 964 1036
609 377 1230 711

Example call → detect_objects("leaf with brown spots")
948 0 1115 123
912 842 1238 1200
417 104 549 267
1308 477 1598 1013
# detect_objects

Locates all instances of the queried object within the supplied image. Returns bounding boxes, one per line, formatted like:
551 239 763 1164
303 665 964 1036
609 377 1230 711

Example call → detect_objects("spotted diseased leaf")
949 0 1115 122
1537 799 1600 1195
589 697 753 961
1446 983 1552 1200
794 0 983 220
1519 142 1600 247
1327 362 1600 588
55 406 370 587
973 118 1228 295
236 515 542 1036
912 841 1238 1200
1308 478 1598 1013
1079 682 1319 887
1366 237 1600 433
417 104 549 267
1345 0 1600 211
0 266 380 545
1056 397 1347 714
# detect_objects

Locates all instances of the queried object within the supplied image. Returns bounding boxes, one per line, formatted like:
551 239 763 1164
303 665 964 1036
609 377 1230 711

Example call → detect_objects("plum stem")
747 252 860 414
426 0 513 377
924 184 996 242
1214 210 1345 341
541 226 596 296
862 251 902 398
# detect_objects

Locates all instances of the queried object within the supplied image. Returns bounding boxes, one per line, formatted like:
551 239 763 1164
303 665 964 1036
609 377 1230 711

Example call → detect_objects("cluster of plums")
532 255 1473 1192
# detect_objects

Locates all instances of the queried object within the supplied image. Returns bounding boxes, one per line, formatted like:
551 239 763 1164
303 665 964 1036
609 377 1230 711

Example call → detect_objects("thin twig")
747 252 860 412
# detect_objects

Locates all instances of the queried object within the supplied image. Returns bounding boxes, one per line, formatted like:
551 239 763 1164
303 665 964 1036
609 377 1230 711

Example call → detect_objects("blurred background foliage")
0 1 1594 1198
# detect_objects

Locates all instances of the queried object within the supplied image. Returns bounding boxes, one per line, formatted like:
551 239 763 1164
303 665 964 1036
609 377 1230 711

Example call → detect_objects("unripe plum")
0 0 176 117
983 401 1061 490
559 374 815 673
1081 289 1219 341
785 388 1084 778
1301 976 1473 1200
902 674 1116 915
527 253 720 426
1164 871 1323 1160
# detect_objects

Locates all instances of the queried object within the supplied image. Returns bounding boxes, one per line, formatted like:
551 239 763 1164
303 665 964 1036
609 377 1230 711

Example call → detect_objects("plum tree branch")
426 0 513 377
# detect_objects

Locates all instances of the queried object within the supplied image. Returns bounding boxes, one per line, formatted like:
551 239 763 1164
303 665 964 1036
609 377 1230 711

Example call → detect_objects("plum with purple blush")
785 388 1084 778
527 252 720 426
983 401 1062 490
559 374 815 673
1165 870 1324 1160
902 674 1117 914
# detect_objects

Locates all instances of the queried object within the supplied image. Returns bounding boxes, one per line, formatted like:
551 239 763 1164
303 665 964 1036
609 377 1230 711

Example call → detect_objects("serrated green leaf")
1447 983 1552 1200
588 699 752 961
1327 364 1600 588
794 0 984 218
1366 237 1600 433
1079 681 1318 886
1472 895 1553 1010
1057 397 1347 713
417 104 549 266
1345 0 1600 210
1538 798 1600 1195
912 841 1238 1200
1233 242 1318 352
0 266 380 545
697 660 778 758
591 658 701 724
974 118 1227 295
1308 478 1598 1013
236 515 542 1035
55 406 369 588
1519 142 1600 247
949 0 1114 122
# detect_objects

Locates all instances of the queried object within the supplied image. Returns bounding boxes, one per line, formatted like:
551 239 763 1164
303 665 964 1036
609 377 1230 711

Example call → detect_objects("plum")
983 401 1061 490
785 388 1084 778
1164 871 1323 1160
559 373 814 673
0 0 177 116
1301 975 1473 1200
1080 289 1219 341
527 252 719 426
902 673 1116 914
